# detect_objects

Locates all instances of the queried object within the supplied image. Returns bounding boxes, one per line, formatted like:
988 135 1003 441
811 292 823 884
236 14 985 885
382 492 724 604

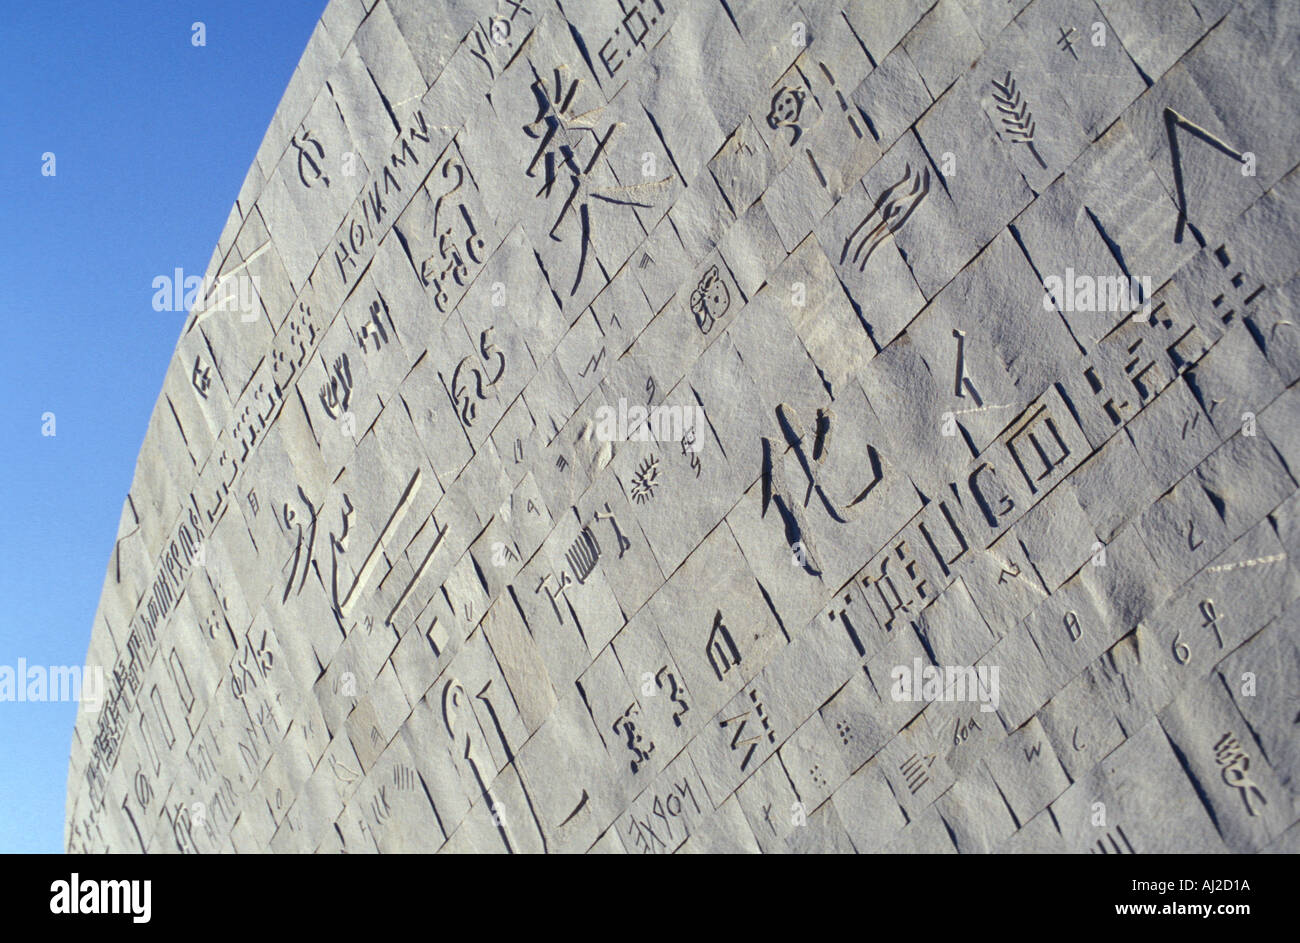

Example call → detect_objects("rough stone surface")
67 0 1300 854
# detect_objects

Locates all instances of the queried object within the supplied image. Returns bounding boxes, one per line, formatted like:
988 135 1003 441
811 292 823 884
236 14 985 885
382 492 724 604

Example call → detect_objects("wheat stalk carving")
991 71 1047 169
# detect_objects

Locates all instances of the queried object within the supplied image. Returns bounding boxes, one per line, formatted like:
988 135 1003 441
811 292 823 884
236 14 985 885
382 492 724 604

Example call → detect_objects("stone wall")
67 0 1300 853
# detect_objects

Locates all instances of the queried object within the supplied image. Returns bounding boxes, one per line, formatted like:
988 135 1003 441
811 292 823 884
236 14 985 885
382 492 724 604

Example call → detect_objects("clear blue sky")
0 0 326 853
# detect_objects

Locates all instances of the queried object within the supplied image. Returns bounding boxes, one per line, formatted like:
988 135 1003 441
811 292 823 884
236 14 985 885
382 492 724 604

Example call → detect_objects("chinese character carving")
522 67 659 297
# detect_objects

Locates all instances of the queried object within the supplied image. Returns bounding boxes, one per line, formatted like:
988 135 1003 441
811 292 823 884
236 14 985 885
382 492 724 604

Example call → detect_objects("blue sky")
0 0 325 853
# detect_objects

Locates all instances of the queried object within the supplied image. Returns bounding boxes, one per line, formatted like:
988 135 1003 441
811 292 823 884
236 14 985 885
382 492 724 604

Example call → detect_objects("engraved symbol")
952 329 982 404
952 716 981 746
630 455 660 504
424 617 443 657
706 610 741 681
761 402 882 582
1090 825 1135 854
489 17 510 45
356 292 395 353
332 471 421 623
1210 246 1263 325
191 356 212 400
805 147 828 190
523 68 657 297
133 770 152 809
291 129 329 189
624 778 699 853
766 86 806 144
328 754 360 785
655 667 689 726
1006 405 1070 494
840 163 930 271
444 678 515 852
899 752 935 795
719 688 775 772
564 525 600 585
1056 26 1078 60
1187 519 1203 552
863 540 930 631
491 541 519 567
558 790 589 827
612 703 655 773
991 72 1046 169
468 22 501 74
680 426 702 478
383 517 448 630
1123 333 1164 404
595 503 631 558
1199 599 1223 648
171 802 197 854
818 61 863 139
392 764 416 791
638 251 654 269
535 571 572 626
370 785 392 825
502 0 532 21
420 156 487 311
230 630 273 705
1214 732 1267 817
1164 109 1246 246
689 265 730 335
578 347 606 377
450 328 506 427
318 354 353 420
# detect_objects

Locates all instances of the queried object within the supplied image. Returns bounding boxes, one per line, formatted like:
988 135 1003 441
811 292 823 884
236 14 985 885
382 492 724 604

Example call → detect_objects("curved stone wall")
67 0 1300 853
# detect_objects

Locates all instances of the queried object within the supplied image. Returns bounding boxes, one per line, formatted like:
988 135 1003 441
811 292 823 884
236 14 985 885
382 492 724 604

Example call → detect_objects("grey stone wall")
67 0 1300 853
